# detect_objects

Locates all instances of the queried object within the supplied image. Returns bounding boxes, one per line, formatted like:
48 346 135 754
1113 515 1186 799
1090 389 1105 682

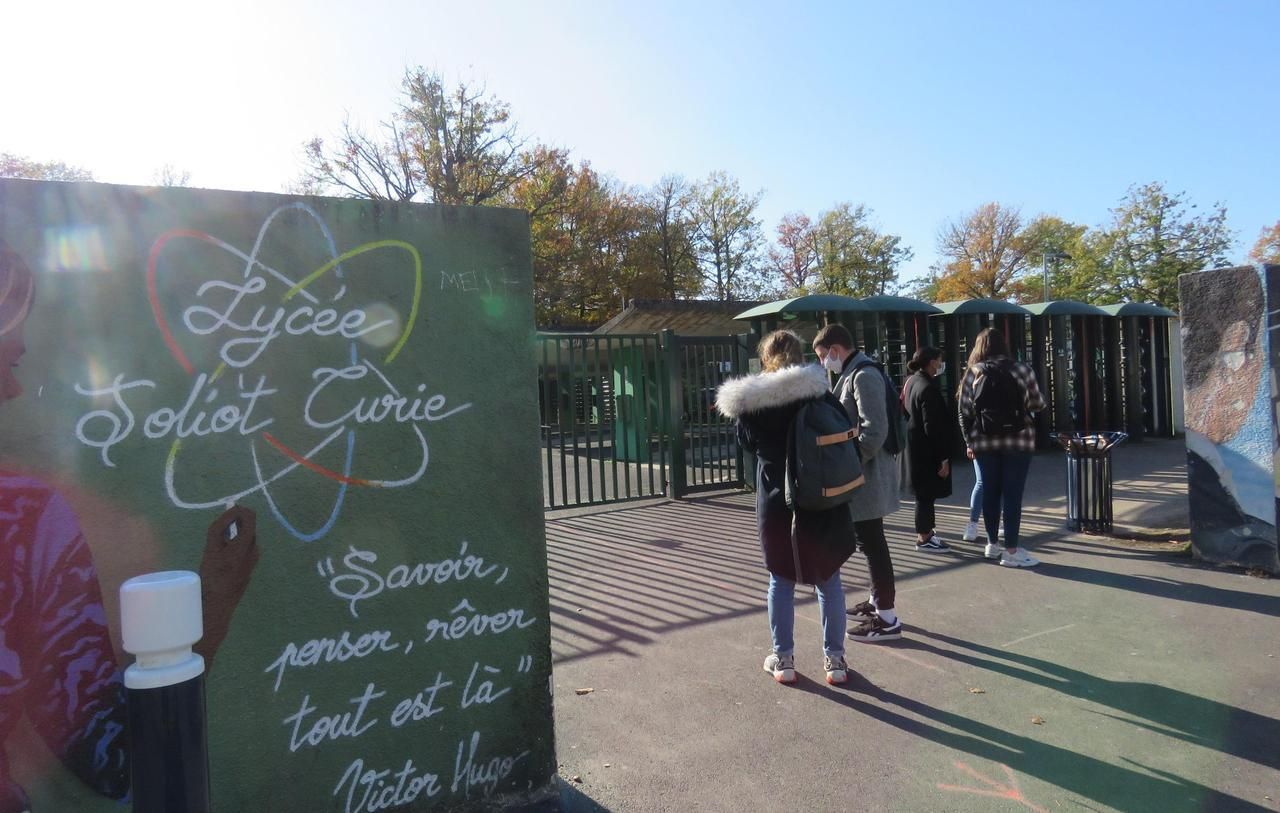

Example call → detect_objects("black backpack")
973 358 1026 435
851 360 907 456
785 392 866 511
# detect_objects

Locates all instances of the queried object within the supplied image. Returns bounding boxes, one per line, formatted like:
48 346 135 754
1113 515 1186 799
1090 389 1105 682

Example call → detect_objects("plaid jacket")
958 358 1046 454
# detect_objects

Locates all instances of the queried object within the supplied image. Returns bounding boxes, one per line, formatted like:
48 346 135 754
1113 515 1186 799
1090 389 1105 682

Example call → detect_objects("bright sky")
4 0 1275 284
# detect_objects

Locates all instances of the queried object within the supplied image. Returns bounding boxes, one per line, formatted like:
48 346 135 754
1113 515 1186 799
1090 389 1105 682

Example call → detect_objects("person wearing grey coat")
814 324 903 643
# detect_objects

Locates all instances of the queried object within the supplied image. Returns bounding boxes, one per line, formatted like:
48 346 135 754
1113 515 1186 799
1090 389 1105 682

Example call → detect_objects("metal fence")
537 330 750 509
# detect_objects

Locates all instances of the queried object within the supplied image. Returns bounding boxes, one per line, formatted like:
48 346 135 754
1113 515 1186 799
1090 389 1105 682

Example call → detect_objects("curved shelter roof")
1097 302 1178 318
733 294 867 321
857 295 942 314
932 298 1032 316
1022 300 1109 317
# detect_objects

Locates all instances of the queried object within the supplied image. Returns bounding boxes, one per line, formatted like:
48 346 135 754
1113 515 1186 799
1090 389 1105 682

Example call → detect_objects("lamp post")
1042 249 1069 301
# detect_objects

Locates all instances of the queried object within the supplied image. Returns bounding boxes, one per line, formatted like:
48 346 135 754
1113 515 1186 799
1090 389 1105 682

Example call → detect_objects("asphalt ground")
545 439 1280 813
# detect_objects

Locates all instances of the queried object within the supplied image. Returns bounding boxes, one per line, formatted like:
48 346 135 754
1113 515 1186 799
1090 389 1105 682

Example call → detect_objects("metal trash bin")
1052 432 1128 534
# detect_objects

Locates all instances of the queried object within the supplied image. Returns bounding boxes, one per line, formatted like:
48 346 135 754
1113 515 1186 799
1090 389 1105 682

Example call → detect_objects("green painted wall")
0 179 555 811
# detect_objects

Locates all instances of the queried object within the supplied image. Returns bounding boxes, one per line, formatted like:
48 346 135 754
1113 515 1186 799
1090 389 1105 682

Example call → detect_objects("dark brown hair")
812 323 854 352
907 346 942 373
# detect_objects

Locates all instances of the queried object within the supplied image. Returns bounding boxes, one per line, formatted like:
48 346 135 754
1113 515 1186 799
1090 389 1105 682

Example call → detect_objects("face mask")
822 353 843 373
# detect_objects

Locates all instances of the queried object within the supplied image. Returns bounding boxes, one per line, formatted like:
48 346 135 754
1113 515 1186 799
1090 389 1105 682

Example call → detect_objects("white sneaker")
763 652 796 683
1000 549 1040 568
824 655 849 686
962 521 980 542
984 543 1002 560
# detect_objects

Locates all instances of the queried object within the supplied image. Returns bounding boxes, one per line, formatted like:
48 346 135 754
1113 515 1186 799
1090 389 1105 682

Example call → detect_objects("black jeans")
853 517 896 611
914 498 936 536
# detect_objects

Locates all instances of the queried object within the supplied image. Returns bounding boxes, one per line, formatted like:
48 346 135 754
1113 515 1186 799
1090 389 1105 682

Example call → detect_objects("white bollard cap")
120 571 205 689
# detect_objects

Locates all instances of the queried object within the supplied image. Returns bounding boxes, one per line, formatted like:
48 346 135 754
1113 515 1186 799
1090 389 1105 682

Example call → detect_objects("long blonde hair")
757 329 804 372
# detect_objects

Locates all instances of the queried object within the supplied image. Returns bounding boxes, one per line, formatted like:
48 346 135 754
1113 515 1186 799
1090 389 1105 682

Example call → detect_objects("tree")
1008 215 1089 302
934 202 1036 301
767 212 818 293
1250 221 1280 265
302 68 553 206
1089 182 1232 307
153 164 192 187
689 171 765 301
1 153 93 182
763 204 911 297
506 158 649 326
632 176 700 299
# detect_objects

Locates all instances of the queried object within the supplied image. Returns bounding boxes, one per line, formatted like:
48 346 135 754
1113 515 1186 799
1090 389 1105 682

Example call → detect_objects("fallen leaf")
575 688 594 696
968 687 986 694
1031 716 1045 725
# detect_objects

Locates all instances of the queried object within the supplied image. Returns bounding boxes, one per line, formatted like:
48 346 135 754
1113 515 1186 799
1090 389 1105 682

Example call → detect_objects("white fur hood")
715 364 830 419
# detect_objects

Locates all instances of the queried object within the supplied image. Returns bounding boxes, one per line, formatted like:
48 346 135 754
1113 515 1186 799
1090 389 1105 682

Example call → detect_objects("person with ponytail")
903 346 955 551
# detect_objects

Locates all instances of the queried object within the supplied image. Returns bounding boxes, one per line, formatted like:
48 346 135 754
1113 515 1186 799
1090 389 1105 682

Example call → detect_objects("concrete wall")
1179 265 1280 573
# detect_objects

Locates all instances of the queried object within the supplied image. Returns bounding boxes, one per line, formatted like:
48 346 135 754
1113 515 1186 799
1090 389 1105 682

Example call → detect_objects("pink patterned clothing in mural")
0 472 129 812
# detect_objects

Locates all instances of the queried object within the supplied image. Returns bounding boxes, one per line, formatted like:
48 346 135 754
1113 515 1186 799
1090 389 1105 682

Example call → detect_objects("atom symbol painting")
142 202 461 542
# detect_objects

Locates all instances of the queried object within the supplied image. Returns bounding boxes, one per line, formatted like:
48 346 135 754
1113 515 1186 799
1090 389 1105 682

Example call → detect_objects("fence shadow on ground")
546 440 1192 665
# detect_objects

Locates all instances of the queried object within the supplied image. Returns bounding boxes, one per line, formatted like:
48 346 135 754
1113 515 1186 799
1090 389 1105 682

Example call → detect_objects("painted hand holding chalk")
195 504 261 667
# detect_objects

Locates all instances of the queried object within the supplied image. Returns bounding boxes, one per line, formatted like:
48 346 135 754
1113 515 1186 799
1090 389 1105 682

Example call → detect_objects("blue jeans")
768 570 846 658
969 459 984 523
974 452 1032 550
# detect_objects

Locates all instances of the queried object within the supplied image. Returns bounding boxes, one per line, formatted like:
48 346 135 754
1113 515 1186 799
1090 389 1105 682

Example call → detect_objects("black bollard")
120 571 211 813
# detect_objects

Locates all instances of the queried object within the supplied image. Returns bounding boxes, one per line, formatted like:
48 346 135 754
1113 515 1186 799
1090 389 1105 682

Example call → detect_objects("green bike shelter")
1024 300 1111 444
1097 302 1178 441
855 295 943 383
931 299 1033 412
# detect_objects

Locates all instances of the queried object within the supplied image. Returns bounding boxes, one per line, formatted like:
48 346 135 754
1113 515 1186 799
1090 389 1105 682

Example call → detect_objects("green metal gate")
537 330 750 509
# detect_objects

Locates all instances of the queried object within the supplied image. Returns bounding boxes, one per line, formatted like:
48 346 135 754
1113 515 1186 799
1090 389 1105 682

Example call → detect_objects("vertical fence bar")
716 343 728 484
684 344 696 488
591 337 603 502
541 338 555 508
635 335 654 497
653 336 670 496
567 337 582 505
699 344 711 484
556 338 570 506
661 329 687 497
612 339 626 500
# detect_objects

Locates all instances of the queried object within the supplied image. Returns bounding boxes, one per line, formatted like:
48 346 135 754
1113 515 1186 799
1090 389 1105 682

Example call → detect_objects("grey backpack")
785 392 866 511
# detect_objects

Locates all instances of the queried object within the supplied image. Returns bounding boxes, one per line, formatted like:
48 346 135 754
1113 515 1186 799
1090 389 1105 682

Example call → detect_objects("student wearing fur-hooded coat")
716 330 856 686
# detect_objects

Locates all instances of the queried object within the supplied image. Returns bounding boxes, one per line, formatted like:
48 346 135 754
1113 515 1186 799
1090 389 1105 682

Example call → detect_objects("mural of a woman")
0 239 260 811
1181 265 1280 571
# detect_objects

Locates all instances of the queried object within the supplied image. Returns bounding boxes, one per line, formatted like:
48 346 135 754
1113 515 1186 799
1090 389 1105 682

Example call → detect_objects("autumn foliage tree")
1 153 93 181
933 203 1039 301
767 212 818 292
302 68 558 205
633 176 700 300
765 204 910 296
689 171 765 301
1085 182 1232 307
1250 221 1280 265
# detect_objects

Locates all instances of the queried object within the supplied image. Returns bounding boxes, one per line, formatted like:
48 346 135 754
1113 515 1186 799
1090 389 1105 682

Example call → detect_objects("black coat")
903 370 954 500
716 364 857 585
